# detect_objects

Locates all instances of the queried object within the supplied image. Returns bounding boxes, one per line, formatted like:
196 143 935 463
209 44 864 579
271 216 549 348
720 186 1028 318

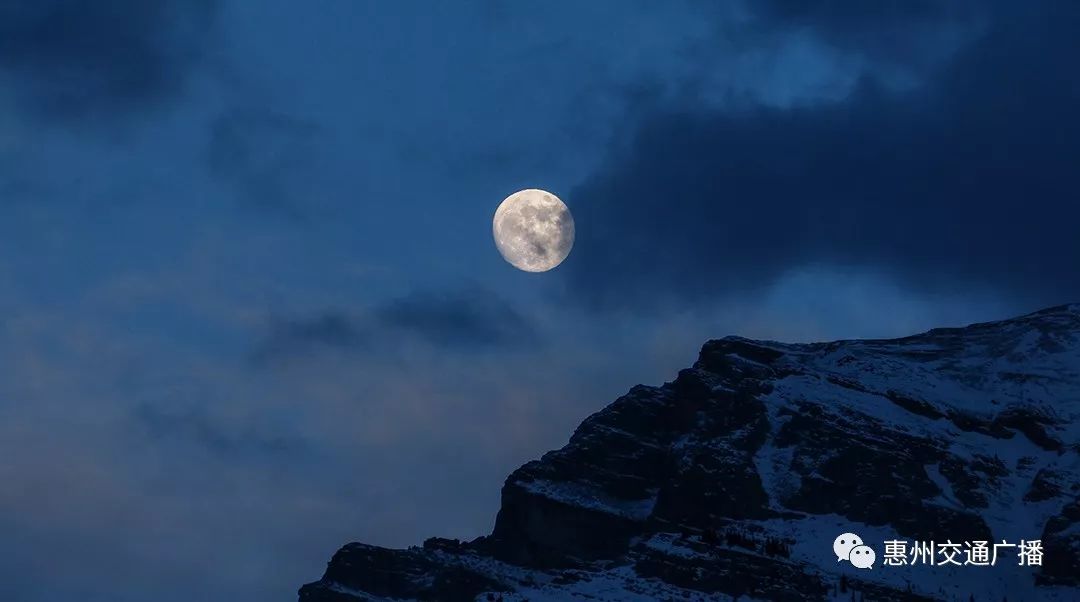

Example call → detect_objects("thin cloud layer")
564 0 1080 309
748 0 987 64
376 288 537 349
207 107 325 216
131 402 302 457
254 287 538 364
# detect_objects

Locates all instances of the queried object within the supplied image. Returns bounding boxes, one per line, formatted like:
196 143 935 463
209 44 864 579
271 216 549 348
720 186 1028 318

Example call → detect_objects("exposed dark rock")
886 390 947 420
992 406 1065 452
299 543 509 602
632 543 825 601
1038 498 1080 586
1025 468 1066 502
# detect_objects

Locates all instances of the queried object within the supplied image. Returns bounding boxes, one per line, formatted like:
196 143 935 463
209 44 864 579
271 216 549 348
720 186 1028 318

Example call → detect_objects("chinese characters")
880 540 1042 567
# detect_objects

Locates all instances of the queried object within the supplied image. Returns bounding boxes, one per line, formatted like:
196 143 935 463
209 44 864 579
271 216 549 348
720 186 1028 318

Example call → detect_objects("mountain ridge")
300 304 1080 601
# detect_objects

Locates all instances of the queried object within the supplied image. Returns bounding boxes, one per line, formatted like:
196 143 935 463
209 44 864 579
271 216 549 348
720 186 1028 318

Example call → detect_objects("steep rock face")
301 305 1080 601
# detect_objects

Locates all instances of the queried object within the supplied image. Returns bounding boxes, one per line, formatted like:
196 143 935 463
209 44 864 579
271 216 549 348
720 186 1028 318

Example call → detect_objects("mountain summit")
300 305 1080 601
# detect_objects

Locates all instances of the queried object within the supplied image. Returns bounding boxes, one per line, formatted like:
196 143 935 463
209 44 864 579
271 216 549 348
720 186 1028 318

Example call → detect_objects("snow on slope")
300 304 1080 602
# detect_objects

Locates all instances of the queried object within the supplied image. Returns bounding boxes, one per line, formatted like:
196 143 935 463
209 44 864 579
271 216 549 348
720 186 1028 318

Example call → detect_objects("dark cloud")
0 0 217 121
564 0 1080 310
375 288 537 349
254 288 537 364
206 108 324 216
255 312 368 363
131 402 301 456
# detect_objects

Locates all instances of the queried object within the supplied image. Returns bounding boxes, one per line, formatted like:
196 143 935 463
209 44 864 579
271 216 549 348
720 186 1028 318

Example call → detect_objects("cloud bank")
564 0 1080 309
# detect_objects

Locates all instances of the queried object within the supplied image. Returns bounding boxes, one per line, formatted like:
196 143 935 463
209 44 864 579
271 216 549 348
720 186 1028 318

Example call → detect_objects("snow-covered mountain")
299 304 1080 601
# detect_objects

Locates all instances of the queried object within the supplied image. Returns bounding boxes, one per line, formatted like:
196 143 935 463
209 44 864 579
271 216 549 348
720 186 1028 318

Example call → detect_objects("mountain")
299 305 1080 601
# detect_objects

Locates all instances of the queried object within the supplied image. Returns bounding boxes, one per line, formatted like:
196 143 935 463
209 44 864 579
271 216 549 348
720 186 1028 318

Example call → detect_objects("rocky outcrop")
298 542 509 602
1039 498 1080 586
301 304 1080 601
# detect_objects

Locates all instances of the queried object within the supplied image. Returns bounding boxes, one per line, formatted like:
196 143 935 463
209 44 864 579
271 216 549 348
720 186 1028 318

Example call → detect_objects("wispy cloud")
253 286 538 364
206 107 325 217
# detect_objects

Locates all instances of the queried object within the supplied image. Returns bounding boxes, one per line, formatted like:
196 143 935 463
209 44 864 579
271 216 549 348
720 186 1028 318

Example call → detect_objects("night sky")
1 1 1077 601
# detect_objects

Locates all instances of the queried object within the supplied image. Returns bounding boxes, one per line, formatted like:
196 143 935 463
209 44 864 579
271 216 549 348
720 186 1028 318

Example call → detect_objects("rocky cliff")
300 305 1080 601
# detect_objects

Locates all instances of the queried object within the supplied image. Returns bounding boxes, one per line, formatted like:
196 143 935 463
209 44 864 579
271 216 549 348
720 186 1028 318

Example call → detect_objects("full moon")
492 188 575 272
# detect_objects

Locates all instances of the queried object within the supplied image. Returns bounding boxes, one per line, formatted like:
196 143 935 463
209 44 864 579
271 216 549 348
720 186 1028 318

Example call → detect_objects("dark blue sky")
0 1 1076 601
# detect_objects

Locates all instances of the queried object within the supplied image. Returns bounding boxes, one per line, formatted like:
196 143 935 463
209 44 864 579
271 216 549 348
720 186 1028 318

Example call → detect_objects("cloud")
563 0 1080 310
0 272 608 602
375 288 537 348
746 0 987 66
255 312 368 362
253 287 538 364
0 0 217 122
131 402 303 457
206 107 324 216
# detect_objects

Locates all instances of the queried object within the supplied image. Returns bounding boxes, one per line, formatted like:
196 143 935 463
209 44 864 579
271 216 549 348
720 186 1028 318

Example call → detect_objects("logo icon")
849 544 876 569
833 532 876 570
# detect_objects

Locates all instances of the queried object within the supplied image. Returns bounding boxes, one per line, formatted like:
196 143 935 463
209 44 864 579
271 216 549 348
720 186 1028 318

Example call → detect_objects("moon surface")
492 189 575 272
